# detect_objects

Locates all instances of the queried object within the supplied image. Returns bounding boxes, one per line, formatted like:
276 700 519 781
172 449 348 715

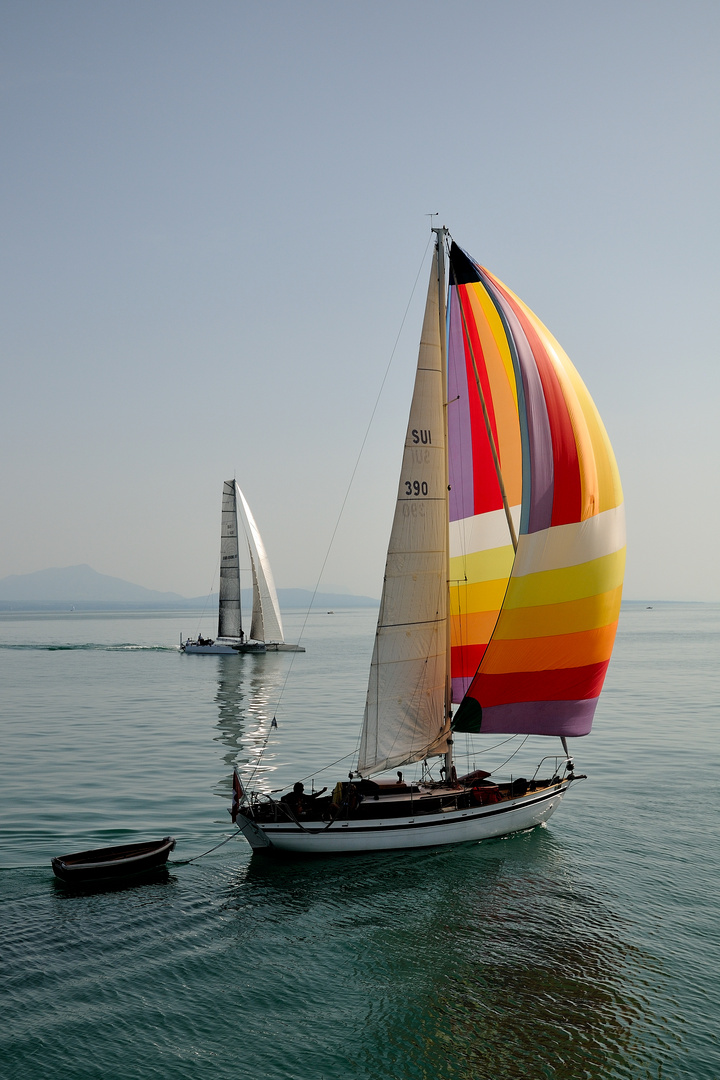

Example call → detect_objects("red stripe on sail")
484 273 582 527
465 659 611 708
451 642 488 680
457 284 505 517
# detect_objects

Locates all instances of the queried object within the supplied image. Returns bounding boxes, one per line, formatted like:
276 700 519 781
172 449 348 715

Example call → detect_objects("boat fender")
331 781 344 808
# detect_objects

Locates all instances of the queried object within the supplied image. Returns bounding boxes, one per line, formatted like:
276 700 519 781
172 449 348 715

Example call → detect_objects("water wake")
0 643 177 652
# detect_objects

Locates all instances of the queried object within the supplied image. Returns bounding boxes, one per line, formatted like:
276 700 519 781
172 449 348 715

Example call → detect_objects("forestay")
358 249 451 776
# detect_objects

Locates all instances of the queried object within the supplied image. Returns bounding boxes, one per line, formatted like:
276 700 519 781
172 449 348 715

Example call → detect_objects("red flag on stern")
230 768 244 822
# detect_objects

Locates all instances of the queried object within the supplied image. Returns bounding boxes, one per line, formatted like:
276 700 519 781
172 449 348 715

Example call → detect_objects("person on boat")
281 782 327 817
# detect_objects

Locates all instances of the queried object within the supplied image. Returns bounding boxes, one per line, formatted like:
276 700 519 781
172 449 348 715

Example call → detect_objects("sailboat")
182 480 305 655
235 228 625 854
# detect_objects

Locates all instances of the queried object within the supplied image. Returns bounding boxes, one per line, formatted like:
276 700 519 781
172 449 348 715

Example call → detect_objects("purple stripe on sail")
480 698 598 737
452 674 473 704
448 289 474 524
484 283 554 534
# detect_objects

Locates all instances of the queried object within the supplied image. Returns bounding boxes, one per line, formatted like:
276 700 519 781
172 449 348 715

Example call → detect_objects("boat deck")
249 777 563 826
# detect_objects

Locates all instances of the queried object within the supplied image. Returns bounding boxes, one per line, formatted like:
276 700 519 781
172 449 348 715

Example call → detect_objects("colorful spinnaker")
447 243 625 737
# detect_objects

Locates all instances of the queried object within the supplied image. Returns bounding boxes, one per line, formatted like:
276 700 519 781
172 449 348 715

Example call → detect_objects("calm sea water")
1 603 718 1080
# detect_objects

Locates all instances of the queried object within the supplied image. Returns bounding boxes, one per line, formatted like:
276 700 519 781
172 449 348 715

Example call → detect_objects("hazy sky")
1 1 718 601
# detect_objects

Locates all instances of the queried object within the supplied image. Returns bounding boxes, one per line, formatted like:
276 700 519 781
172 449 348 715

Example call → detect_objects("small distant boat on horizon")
182 480 304 655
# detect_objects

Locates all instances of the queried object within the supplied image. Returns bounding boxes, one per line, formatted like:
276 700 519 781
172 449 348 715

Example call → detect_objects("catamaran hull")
237 782 569 855
182 642 266 655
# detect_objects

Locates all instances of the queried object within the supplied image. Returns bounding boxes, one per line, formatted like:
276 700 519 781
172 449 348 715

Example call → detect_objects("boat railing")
248 791 284 822
530 756 572 783
248 791 318 828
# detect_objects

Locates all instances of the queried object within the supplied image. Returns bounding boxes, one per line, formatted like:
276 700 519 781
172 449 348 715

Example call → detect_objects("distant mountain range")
0 564 378 611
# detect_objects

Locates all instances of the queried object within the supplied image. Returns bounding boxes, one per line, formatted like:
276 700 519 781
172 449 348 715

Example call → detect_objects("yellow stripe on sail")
449 544 514 585
465 282 518 410
450 576 511 617
503 548 626 610
491 584 624 639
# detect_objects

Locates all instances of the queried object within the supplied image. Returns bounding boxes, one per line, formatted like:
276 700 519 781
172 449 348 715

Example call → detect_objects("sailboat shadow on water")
235 228 625 855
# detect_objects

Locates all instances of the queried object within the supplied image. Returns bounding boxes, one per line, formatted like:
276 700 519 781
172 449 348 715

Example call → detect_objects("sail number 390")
405 480 428 497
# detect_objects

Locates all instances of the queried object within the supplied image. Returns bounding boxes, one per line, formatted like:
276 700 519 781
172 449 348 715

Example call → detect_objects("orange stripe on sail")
450 609 501 649
479 622 619 675
491 585 623 639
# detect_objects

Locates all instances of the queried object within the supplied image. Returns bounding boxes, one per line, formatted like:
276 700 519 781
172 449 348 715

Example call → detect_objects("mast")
432 225 453 785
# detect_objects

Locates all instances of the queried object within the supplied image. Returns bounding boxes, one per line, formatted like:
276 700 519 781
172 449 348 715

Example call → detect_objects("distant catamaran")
182 480 304 655
234 228 625 854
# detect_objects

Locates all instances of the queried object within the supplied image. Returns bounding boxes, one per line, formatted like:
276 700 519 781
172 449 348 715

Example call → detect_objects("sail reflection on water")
214 655 288 798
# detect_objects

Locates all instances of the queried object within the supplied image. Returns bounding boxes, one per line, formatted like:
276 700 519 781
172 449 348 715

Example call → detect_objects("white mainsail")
217 480 243 640
235 483 285 644
358 249 451 776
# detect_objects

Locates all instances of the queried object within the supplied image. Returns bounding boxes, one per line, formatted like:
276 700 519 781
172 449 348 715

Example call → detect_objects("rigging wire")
244 236 436 789
187 561 219 642
494 735 530 774
269 750 359 792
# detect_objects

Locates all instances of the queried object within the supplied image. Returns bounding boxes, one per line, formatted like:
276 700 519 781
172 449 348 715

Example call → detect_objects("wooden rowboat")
51 837 176 883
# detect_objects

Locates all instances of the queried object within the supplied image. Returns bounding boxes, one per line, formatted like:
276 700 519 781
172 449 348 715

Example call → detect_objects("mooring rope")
169 827 243 866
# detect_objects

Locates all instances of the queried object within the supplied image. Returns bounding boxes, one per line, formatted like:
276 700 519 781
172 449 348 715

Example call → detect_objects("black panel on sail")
449 242 482 285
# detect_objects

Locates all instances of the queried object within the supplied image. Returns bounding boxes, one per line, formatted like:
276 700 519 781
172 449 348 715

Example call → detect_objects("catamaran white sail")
182 480 304 655
234 486 303 652
234 228 625 854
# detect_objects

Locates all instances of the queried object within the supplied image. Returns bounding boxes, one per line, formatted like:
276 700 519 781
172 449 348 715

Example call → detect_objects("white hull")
236 780 571 855
182 639 302 654
182 638 266 655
